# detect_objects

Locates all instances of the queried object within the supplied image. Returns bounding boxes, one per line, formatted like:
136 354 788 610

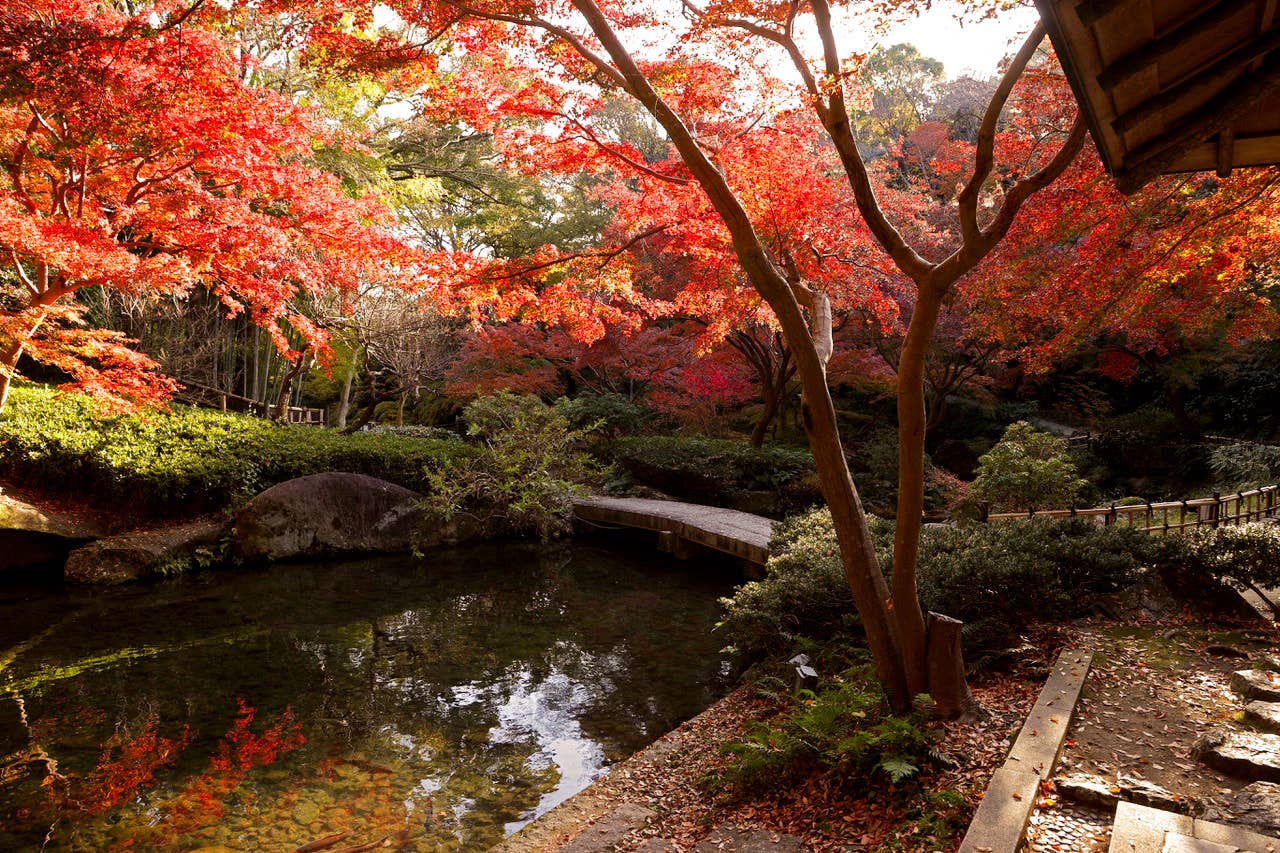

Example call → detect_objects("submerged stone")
64 519 224 584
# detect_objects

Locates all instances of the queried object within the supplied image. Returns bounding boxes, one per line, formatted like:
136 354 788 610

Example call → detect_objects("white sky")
858 2 1043 79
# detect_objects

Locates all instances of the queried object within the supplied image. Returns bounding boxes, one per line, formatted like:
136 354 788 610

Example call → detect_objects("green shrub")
553 393 648 439
1159 523 1280 615
712 664 933 792
363 424 463 441
419 392 606 541
968 421 1089 512
915 518 1153 652
718 508 892 658
605 435 818 509
1207 442 1280 489
0 385 471 515
719 509 1151 661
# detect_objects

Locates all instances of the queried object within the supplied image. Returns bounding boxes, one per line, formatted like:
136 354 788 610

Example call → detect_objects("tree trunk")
925 612 981 720
749 384 780 448
336 358 355 430
273 349 307 423
1164 381 1202 440
0 340 24 415
892 284 945 698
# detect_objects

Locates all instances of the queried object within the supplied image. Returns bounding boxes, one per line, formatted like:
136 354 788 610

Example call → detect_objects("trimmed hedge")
0 385 472 516
604 435 821 512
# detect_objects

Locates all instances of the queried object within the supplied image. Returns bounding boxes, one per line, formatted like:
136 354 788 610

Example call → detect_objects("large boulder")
0 494 101 571
65 519 225 584
233 473 425 562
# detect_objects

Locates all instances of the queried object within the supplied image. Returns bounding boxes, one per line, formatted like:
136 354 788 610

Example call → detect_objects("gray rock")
1244 701 1280 732
1231 670 1280 703
1193 729 1280 783
693 824 805 852
64 520 224 584
233 473 425 562
0 494 100 570
1201 782 1280 836
1056 772 1196 814
556 803 651 852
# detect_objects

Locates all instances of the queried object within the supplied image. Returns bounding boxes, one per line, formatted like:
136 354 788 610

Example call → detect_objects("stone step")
1055 772 1195 814
1201 782 1280 837
1230 670 1280 703
1192 729 1280 784
556 803 652 853
1108 801 1280 853
1242 701 1280 732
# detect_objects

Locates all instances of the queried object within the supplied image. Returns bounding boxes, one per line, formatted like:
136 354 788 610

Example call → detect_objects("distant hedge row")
0 386 472 516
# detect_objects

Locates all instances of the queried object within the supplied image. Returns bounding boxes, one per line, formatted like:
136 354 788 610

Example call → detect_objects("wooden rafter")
1115 49 1280 192
1076 0 1131 27
1097 0 1254 89
1111 26 1280 136
1038 0 1280 193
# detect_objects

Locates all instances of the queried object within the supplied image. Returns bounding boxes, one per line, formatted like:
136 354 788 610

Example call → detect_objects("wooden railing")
172 380 326 427
985 484 1280 535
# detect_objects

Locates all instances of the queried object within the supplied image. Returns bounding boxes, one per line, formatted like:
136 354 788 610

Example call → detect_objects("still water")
0 542 738 851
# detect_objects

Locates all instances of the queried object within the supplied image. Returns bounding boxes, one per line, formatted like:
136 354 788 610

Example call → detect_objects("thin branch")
808 0 933 281
560 114 690 184
443 0 630 91
956 22 1045 247
485 224 670 281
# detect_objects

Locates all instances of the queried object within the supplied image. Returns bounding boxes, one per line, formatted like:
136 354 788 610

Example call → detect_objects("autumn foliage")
0 0 413 413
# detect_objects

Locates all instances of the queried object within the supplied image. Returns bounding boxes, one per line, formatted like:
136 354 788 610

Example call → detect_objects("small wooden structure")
173 380 326 426
986 483 1280 534
573 496 774 565
1035 0 1280 192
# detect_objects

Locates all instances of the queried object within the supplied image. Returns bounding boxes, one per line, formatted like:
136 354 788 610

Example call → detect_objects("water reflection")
0 542 736 851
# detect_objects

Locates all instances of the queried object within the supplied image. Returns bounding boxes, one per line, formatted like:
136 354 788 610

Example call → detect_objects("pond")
0 542 739 852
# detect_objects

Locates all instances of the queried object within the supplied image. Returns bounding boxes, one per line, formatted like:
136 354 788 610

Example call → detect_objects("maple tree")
306 0 1100 717
0 0 413 414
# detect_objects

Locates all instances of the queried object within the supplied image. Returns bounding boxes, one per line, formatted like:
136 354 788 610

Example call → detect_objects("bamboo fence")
985 484 1280 534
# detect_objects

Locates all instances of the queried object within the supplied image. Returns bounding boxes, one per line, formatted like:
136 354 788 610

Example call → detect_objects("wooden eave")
1034 0 1280 193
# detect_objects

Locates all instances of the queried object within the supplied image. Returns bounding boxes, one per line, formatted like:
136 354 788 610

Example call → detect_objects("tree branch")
956 23 1046 247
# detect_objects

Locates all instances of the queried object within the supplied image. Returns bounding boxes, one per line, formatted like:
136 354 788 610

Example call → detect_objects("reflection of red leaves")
47 713 192 816
170 699 306 830
41 700 305 850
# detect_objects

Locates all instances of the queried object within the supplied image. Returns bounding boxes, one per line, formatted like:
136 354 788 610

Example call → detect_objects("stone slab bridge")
572 496 775 566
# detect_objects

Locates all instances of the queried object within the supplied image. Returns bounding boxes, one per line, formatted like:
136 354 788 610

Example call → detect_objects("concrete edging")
957 646 1095 853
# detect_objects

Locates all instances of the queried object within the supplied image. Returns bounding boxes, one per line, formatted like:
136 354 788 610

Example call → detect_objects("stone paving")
1022 800 1113 853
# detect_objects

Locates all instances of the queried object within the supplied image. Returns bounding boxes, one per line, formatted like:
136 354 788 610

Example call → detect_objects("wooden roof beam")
1111 27 1280 135
1115 51 1280 193
1076 0 1131 28
1097 0 1256 90
1217 127 1236 178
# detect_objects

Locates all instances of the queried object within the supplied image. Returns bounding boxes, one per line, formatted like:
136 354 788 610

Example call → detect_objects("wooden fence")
173 380 326 427
985 484 1280 534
